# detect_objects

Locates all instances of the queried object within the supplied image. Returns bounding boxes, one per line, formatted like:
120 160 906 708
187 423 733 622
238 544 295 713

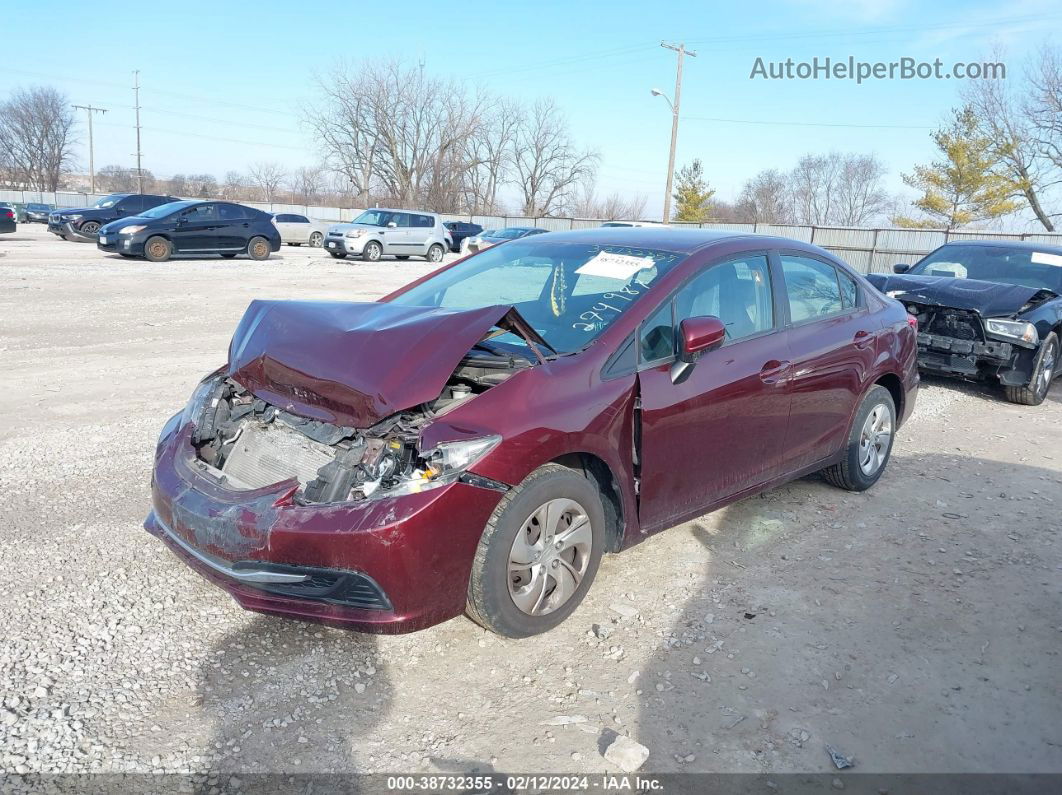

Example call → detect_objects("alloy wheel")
1039 341 1057 397
428 245 443 263
309 232 323 247
858 403 892 476
507 498 593 616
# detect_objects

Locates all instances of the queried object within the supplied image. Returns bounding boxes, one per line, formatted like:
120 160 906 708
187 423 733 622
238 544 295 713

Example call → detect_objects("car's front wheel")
79 221 100 235
1004 332 1057 406
821 385 895 491
362 241 383 262
466 463 605 638
143 236 172 263
247 236 271 261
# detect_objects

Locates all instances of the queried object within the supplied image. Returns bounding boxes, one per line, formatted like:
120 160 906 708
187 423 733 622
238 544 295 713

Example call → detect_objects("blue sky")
2 0 1060 220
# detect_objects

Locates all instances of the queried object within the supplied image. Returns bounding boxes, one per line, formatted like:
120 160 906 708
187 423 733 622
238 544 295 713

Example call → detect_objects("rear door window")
219 204 247 221
780 255 844 323
413 214 434 228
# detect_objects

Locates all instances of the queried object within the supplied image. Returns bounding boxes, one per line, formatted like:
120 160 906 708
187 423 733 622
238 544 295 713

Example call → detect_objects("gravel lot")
2 224 1060 778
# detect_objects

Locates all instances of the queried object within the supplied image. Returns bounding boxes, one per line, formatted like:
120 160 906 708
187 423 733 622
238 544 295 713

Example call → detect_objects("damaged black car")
868 240 1062 405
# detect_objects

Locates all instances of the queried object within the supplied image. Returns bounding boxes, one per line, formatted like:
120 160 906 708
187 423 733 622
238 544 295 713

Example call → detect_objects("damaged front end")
904 301 1042 386
184 366 508 506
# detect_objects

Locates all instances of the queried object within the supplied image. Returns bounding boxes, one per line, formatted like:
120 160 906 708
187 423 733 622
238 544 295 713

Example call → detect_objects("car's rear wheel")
362 241 383 262
79 221 100 235
309 231 323 247
247 236 271 261
821 385 895 491
466 463 605 638
426 244 445 263
329 251 347 259
1004 332 1057 406
143 236 172 263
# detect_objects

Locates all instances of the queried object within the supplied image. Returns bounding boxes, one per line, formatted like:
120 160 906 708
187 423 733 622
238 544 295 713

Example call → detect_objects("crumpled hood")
866 273 1056 317
227 300 544 428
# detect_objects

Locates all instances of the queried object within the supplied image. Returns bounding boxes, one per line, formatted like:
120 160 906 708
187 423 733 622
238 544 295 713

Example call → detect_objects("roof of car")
365 207 437 215
939 238 1062 255
514 226 764 253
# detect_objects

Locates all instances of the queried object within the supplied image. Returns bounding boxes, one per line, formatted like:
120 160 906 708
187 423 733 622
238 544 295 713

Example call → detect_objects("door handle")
759 359 791 385
853 330 874 349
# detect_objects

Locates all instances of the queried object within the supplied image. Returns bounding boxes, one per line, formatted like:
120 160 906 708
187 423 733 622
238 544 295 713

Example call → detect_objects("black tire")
821 385 896 492
79 220 100 235
466 463 605 638
309 231 323 247
143 236 172 263
362 240 382 262
221 252 238 258
329 251 347 259
395 255 410 260
1004 332 1058 406
426 243 445 263
247 236 271 261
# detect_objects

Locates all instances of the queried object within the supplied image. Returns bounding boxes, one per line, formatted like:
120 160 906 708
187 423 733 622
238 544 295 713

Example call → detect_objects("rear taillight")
906 313 918 330
3 211 12 219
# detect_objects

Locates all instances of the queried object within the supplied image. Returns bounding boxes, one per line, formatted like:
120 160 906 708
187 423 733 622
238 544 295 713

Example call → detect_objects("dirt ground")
1 224 1060 778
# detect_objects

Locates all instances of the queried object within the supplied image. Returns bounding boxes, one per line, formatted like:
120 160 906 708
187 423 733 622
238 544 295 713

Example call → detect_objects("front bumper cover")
146 417 507 633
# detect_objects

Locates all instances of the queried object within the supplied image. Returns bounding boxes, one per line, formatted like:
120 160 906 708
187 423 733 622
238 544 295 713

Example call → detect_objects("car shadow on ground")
631 452 1062 777
195 614 392 788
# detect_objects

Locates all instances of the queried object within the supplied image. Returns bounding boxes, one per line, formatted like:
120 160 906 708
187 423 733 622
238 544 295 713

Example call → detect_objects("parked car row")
464 226 548 254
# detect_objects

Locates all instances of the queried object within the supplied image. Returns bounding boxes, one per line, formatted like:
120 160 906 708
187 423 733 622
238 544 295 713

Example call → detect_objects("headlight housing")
373 435 502 499
345 229 367 239
120 225 146 235
180 372 225 429
985 319 1038 346
66 214 82 221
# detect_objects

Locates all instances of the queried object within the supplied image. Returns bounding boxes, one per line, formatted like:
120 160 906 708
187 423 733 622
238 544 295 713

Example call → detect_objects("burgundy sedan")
146 229 918 637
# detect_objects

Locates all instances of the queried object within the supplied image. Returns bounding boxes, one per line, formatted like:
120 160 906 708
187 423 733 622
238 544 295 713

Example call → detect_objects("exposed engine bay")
187 346 526 504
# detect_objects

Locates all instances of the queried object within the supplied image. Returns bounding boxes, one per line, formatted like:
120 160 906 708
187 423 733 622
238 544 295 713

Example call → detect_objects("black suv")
442 221 483 252
48 193 178 239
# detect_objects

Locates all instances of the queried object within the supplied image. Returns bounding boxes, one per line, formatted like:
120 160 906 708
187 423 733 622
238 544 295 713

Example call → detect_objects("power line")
71 104 107 193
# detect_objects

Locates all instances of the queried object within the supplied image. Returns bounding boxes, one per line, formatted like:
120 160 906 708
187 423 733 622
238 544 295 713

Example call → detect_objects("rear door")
218 203 251 249
410 213 435 254
637 253 793 531
287 214 311 243
777 252 877 469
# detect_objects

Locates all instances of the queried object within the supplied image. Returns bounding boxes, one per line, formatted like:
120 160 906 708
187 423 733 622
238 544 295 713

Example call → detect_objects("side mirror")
387 221 397 228
893 263 911 274
678 316 726 363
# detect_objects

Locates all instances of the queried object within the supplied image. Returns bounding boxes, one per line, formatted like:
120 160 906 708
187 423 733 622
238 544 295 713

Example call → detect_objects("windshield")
93 194 125 209
911 245 1062 293
488 228 533 240
138 200 196 219
389 240 687 354
353 209 399 227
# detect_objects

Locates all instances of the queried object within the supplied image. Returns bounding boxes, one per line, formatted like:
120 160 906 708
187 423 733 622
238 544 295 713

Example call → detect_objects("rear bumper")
146 417 506 633
0 220 14 234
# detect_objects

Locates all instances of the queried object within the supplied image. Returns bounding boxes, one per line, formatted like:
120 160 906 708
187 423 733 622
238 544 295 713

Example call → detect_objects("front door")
637 254 793 532
171 203 221 252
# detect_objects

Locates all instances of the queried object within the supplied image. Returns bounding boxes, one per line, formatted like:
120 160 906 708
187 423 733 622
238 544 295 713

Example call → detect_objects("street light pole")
657 41 696 223
72 104 107 194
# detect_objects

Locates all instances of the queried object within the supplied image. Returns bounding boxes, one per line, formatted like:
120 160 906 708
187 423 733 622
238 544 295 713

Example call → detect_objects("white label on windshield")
576 251 655 280
1031 251 1062 267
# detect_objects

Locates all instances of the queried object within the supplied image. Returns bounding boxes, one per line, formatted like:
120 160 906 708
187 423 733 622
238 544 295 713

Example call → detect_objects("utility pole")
72 104 107 194
659 41 696 223
132 70 144 194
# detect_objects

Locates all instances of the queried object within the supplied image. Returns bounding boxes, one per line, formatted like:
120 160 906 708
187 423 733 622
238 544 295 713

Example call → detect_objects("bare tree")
96 164 138 193
570 177 647 219
832 153 889 226
0 86 78 191
789 153 840 225
962 48 1058 231
511 98 598 216
288 166 325 204
186 173 218 198
736 169 791 223
221 171 245 200
460 98 521 214
307 60 488 210
248 161 286 202
1025 45 1062 228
